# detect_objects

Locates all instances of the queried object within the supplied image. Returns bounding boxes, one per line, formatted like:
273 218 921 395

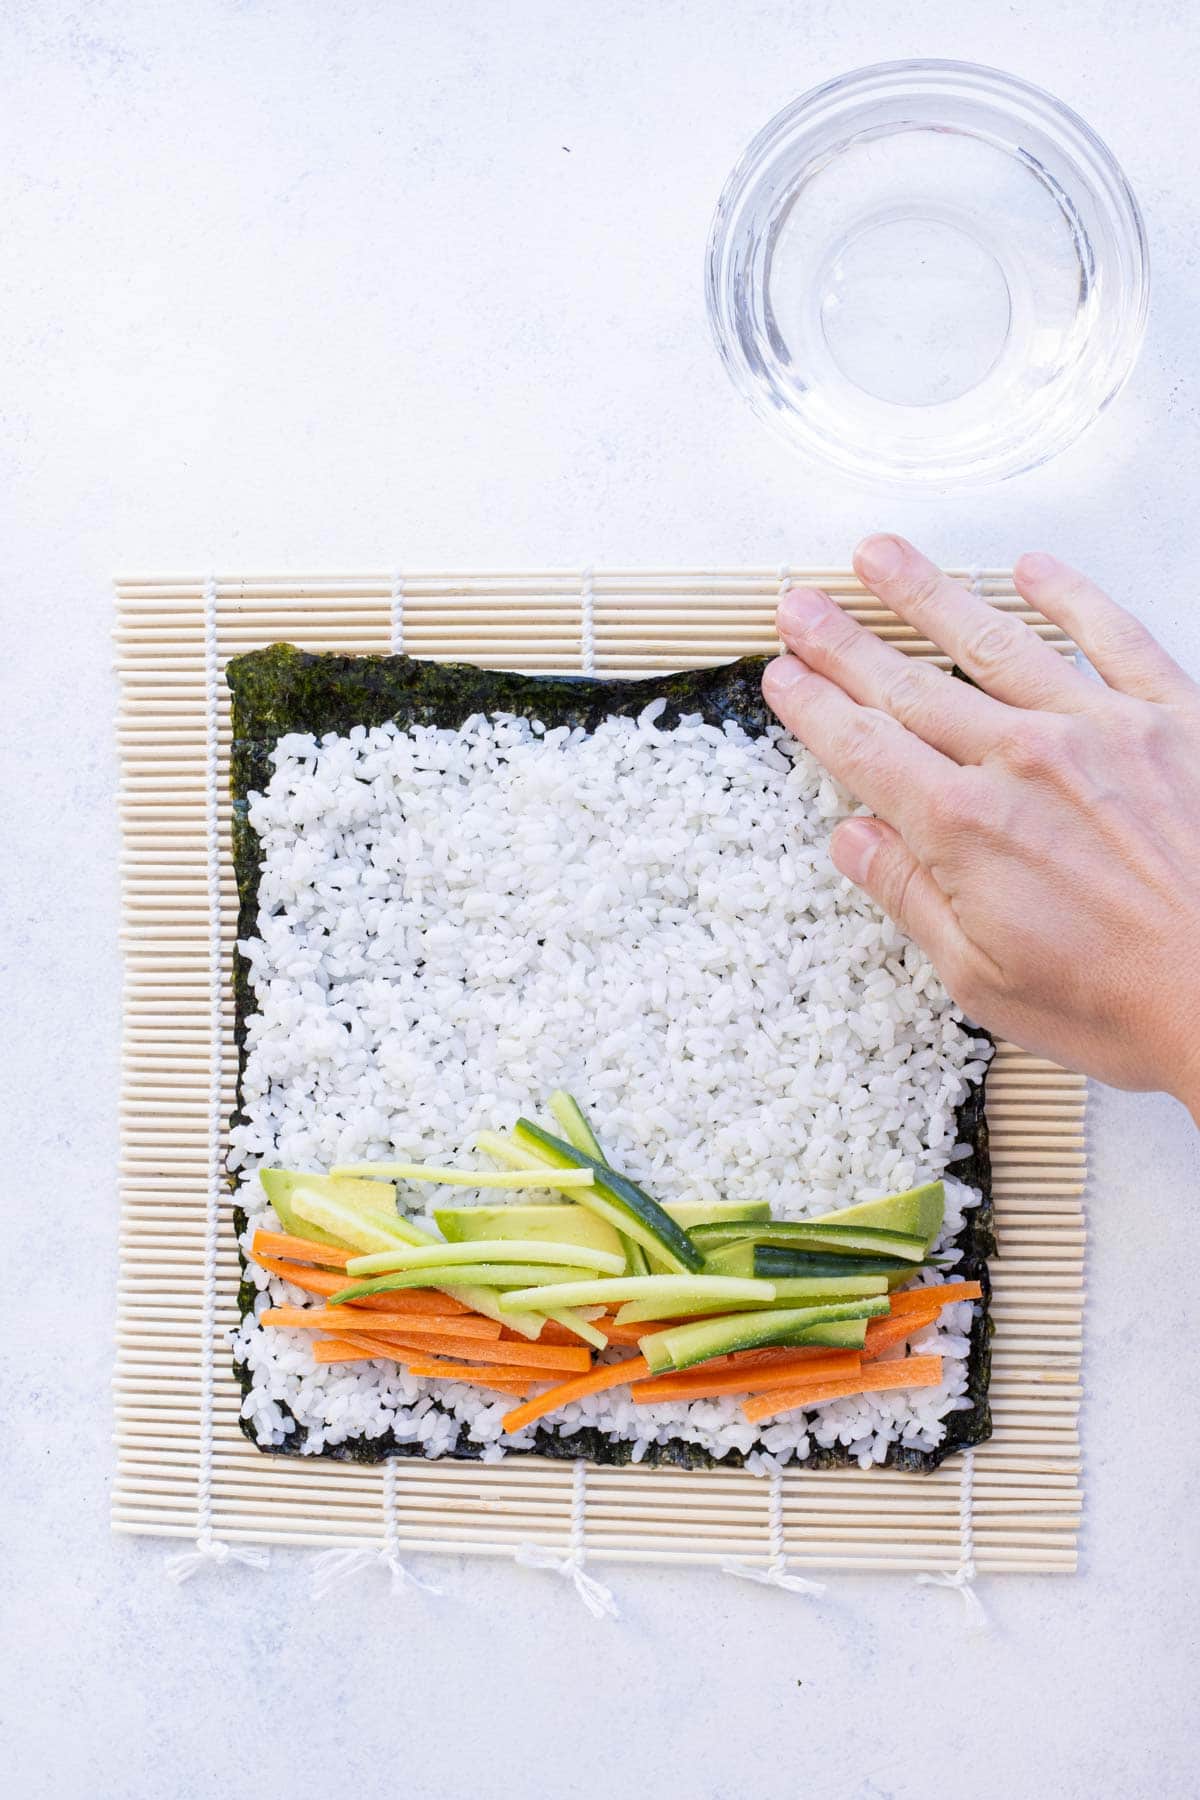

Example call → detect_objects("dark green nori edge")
227 645 993 1474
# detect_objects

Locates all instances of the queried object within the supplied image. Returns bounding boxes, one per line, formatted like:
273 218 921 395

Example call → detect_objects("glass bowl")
705 60 1149 490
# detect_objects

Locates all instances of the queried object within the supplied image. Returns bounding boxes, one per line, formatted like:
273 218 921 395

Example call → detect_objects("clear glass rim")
705 59 1151 492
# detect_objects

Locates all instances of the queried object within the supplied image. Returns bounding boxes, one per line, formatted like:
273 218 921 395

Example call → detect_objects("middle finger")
853 534 1094 712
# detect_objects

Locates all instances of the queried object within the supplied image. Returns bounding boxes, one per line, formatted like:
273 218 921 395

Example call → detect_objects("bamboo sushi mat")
114 569 1085 1585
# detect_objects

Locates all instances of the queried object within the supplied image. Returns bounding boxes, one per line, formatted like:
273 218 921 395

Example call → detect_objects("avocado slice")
258 1168 405 1248
812 1180 945 1249
434 1202 626 1261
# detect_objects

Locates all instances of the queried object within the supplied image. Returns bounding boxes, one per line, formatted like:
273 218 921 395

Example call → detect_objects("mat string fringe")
311 1460 442 1598
722 1465 827 1597
514 1460 619 1619
916 1449 988 1632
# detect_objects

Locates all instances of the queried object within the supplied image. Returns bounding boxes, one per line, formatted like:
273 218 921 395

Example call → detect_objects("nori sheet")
227 644 994 1474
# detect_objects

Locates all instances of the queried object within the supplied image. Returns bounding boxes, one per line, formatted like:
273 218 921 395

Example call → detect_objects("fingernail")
855 534 905 581
1016 551 1058 582
777 586 830 638
830 817 882 885
762 654 807 703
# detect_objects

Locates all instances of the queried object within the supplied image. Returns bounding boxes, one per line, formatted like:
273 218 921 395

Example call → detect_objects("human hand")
761 535 1200 1120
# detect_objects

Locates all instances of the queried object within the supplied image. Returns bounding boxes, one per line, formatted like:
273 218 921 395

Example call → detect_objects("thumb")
830 817 963 968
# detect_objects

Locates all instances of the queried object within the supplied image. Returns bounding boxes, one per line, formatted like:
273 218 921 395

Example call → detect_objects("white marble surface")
4 3 1199 1795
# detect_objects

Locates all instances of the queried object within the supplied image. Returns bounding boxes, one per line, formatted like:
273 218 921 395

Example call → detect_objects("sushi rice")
230 704 990 1472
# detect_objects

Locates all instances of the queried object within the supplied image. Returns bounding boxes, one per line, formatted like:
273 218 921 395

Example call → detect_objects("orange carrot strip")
304 1323 590 1374
404 1357 545 1386
863 1310 942 1358
306 1336 531 1385
338 1326 520 1358
633 1349 862 1403
312 1337 386 1363
251 1229 352 1269
887 1281 982 1314
260 1304 499 1339
599 1319 678 1346
501 1355 654 1434
742 1354 945 1424
250 1254 469 1314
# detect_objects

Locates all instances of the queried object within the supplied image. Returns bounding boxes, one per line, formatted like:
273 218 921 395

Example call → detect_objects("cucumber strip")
663 1199 772 1227
687 1221 927 1262
641 1297 890 1374
440 1284 544 1341
540 1306 610 1351
548 1090 649 1277
700 1243 757 1277
344 1239 625 1277
787 1319 869 1350
330 1264 601 1305
330 1162 594 1189
547 1090 606 1162
290 1187 438 1255
753 1246 927 1278
613 1273 888 1324
513 1119 705 1274
497 1273 772 1312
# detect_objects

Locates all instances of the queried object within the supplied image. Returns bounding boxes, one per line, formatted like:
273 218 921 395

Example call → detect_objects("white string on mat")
514 1460 619 1619
311 1459 442 1599
579 566 596 676
916 1449 987 1632
722 1465 826 1596
166 577 268 1585
775 564 792 651
390 571 405 655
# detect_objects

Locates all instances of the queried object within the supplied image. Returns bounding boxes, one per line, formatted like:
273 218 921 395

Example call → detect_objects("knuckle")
995 717 1066 779
879 659 936 724
964 616 1020 676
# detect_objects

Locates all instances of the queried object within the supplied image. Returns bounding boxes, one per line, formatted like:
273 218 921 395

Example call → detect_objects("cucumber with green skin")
753 1245 929 1279
687 1221 927 1262
754 1246 938 1291
613 1273 888 1324
548 1090 650 1276
512 1120 705 1274
641 1297 890 1373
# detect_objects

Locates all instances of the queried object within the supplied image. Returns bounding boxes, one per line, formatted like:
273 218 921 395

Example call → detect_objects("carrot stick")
404 1357 546 1386
332 1334 535 1385
501 1355 654 1434
632 1349 862 1403
742 1354 945 1423
250 1254 469 1314
251 1229 352 1269
863 1310 941 1358
260 1304 499 1339
332 1329 585 1373
309 1336 531 1391
887 1281 982 1314
599 1318 677 1347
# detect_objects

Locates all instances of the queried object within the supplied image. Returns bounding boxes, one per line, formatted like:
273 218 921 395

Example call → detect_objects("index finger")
761 652 952 861
853 534 1093 712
